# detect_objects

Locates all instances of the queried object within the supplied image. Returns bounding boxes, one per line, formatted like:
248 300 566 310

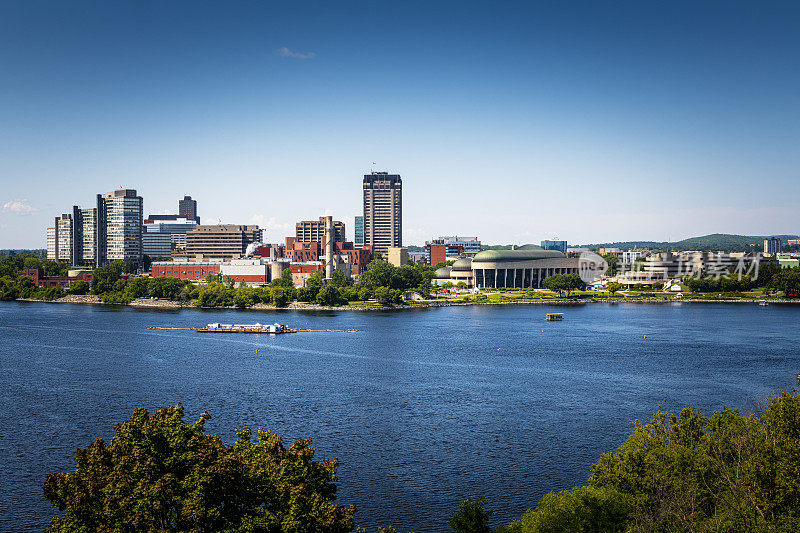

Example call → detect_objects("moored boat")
197 322 295 334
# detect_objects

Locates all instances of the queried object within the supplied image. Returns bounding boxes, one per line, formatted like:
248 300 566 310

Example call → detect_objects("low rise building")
621 250 648 264
425 236 481 264
291 262 324 287
541 240 567 254
142 230 173 258
151 259 222 281
431 245 580 288
220 259 272 284
25 268 93 288
184 225 262 259
387 247 409 267
642 251 763 279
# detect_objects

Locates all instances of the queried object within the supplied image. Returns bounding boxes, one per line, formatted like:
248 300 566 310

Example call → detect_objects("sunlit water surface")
2 301 799 531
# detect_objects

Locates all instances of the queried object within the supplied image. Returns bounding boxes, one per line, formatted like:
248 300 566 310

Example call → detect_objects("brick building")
25 269 93 288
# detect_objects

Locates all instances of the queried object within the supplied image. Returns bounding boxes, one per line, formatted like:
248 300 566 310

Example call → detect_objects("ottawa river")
2 301 799 531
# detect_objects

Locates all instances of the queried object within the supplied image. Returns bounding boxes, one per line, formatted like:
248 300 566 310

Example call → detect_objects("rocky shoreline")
13 295 800 312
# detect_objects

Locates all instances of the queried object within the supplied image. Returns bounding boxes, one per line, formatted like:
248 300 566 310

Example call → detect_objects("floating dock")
148 323 357 334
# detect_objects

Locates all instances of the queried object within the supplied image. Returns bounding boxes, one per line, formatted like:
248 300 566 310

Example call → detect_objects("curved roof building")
434 266 453 279
431 244 580 289
471 245 579 288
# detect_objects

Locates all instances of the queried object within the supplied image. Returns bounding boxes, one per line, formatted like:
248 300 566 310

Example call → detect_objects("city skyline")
1 1 799 248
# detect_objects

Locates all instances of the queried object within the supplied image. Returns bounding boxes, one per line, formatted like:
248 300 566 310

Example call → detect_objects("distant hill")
581 234 798 252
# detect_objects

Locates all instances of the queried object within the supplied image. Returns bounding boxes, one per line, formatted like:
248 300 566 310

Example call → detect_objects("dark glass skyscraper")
362 172 402 256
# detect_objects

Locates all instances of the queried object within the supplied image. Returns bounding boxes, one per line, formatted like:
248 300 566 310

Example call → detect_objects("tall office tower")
363 172 402 256
295 217 346 243
354 216 364 248
764 237 782 255
98 189 144 265
178 195 200 224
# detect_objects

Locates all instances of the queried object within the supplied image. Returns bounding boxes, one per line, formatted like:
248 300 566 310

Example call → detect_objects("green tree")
270 286 290 307
23 256 42 270
68 279 89 295
374 286 402 306
606 282 622 296
270 267 294 288
316 285 346 307
505 487 629 533
360 260 395 289
449 497 493 533
44 404 356 533
542 273 584 296
329 270 350 288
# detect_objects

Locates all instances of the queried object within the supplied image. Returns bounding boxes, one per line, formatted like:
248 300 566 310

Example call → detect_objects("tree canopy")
502 390 800 533
44 404 356 533
542 273 584 295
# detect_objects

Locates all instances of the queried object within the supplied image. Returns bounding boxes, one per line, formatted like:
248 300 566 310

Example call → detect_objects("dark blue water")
1 301 799 531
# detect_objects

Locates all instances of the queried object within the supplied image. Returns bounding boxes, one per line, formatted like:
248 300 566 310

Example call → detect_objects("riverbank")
14 294 800 311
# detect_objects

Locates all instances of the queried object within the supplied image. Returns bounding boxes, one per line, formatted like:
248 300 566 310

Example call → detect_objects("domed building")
433 265 453 284
450 258 474 286
470 244 580 289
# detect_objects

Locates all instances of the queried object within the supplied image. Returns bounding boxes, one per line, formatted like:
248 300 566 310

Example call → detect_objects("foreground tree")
44 403 356 533
502 390 800 533
449 496 493 533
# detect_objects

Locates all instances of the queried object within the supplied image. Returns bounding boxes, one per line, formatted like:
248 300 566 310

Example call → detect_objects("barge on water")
198 322 296 334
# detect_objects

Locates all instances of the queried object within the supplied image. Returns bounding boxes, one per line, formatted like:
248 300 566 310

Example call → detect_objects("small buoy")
497 348 501 351
644 335 647 339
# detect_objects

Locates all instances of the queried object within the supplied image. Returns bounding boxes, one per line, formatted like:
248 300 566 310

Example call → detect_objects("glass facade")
354 216 364 247
541 240 568 254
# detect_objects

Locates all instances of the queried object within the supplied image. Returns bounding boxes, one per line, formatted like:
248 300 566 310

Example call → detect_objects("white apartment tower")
98 189 143 264
363 172 402 256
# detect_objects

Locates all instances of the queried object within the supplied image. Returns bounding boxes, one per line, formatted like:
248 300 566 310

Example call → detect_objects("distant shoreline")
12 294 800 312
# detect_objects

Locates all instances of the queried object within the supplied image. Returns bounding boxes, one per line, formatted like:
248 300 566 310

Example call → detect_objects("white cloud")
249 214 293 242
277 47 316 59
2 199 36 215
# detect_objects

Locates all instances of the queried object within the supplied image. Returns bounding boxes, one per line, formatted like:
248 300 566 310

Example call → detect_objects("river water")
1 301 798 531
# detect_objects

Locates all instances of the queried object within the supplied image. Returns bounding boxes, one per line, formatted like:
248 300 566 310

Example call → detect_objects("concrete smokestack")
325 215 334 279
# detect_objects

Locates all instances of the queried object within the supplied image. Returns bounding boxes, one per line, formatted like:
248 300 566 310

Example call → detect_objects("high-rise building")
363 172 402 256
354 216 364 248
295 217 346 244
46 207 99 266
541 240 568 254
178 196 200 224
98 189 144 265
764 237 782 255
45 188 143 267
145 195 200 225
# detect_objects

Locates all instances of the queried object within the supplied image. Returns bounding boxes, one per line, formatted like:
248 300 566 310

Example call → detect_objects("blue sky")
1 0 798 248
